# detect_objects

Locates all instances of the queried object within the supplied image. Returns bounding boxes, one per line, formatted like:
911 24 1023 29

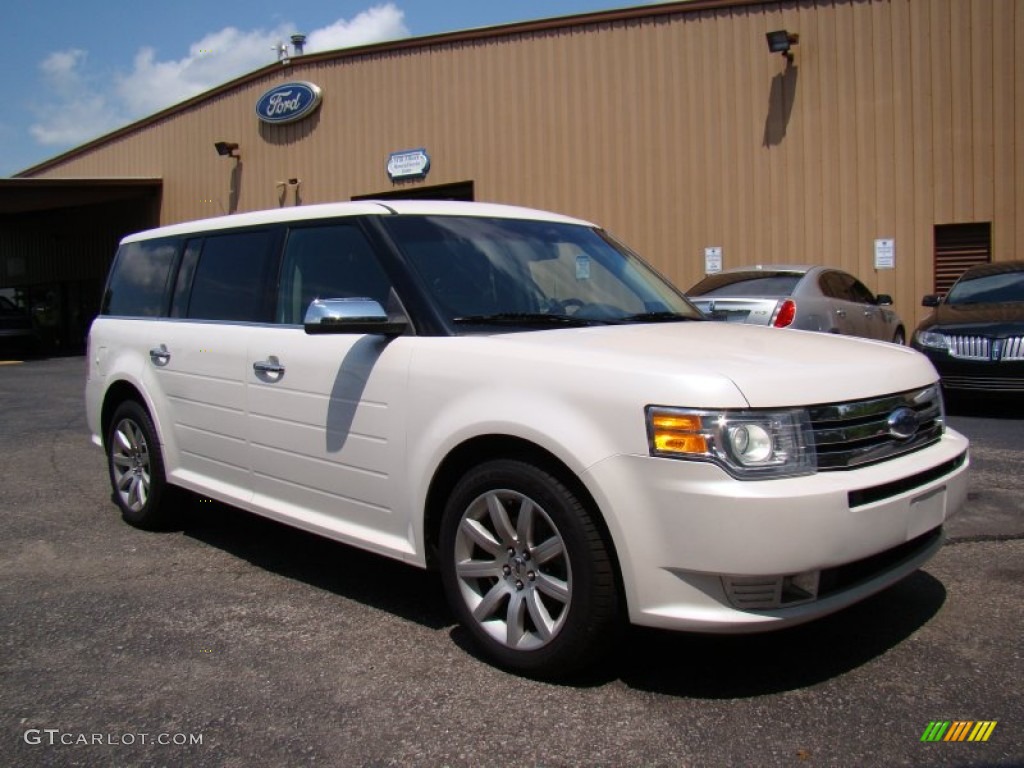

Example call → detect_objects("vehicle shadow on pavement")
177 496 452 631
174 492 947 695
613 570 946 698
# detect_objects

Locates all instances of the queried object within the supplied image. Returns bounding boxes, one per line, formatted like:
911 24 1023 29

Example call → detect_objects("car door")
844 275 890 340
817 271 862 336
145 231 276 504
245 221 414 557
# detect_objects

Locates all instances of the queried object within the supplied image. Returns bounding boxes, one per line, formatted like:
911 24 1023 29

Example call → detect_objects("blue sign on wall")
255 82 323 125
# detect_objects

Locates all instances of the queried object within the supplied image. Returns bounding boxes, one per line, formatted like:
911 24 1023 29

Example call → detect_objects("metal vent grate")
933 223 991 295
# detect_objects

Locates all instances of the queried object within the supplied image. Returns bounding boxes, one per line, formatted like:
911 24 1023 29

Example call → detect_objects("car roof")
957 260 1024 280
710 264 817 275
121 200 595 243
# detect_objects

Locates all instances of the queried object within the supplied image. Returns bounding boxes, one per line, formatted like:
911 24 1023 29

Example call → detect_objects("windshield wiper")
452 313 606 327
617 311 703 323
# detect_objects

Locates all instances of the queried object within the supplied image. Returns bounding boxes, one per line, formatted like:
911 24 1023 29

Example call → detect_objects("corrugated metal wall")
25 0 1021 326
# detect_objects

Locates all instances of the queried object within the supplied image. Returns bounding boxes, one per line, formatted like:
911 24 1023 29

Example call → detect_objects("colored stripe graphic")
945 721 973 741
968 722 997 742
920 721 997 742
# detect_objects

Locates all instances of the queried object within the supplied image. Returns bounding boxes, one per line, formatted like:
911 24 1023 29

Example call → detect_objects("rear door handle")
253 356 285 378
834 309 846 318
149 344 170 366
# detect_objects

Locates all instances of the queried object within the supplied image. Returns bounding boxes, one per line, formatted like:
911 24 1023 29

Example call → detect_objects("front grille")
999 336 1024 360
946 334 1024 361
808 386 944 470
947 335 990 360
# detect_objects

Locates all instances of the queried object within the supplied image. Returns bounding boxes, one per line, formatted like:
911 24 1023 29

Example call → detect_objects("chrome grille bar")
947 335 990 360
808 386 943 470
1001 336 1024 360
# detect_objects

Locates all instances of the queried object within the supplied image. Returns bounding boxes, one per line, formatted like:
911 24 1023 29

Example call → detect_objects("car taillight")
772 299 796 328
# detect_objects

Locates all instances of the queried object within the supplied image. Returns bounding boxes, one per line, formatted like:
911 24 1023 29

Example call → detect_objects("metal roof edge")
15 0 769 177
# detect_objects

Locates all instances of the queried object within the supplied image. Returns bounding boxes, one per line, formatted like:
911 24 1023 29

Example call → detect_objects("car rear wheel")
439 459 620 678
107 400 174 530
892 328 906 345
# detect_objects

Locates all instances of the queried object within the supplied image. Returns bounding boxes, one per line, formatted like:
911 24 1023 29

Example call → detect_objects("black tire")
439 459 620 677
106 400 174 530
892 328 906 345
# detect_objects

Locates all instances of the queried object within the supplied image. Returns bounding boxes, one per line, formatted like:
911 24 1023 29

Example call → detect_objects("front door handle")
149 344 170 366
253 356 285 378
834 309 846 318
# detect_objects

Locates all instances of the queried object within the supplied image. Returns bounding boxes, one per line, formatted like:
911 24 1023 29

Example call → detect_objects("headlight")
915 330 949 350
646 406 816 479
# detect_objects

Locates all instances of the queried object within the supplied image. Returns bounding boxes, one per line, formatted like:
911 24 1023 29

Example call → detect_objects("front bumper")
583 429 969 632
914 347 1024 393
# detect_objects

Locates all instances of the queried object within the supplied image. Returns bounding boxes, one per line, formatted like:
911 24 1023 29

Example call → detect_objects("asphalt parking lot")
2 355 1022 767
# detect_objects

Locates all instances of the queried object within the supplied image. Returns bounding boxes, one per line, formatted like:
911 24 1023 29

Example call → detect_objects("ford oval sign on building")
256 82 323 125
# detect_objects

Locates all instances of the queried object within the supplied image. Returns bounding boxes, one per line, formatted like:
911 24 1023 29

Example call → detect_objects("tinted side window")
690 272 802 298
819 271 854 301
848 278 876 304
103 238 179 317
276 224 393 324
187 231 275 322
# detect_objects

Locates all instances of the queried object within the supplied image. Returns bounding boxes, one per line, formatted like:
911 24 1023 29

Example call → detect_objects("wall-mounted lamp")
275 178 302 206
766 30 799 61
214 141 240 158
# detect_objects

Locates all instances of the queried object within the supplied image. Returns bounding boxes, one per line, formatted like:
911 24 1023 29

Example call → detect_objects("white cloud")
29 4 409 148
305 5 408 52
30 49 122 145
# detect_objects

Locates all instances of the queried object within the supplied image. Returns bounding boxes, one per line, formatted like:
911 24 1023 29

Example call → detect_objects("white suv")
86 201 969 676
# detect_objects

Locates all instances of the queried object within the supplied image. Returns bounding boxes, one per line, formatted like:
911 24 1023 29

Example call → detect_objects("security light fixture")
214 141 240 158
766 30 799 60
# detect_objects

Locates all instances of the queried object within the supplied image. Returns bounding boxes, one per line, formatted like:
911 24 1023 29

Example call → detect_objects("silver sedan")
686 265 906 344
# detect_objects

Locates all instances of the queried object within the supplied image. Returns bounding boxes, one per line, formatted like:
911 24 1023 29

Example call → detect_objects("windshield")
946 270 1024 305
688 272 803 298
382 216 700 327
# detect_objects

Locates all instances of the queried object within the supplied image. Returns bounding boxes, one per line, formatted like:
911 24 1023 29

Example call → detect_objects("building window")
933 223 991 295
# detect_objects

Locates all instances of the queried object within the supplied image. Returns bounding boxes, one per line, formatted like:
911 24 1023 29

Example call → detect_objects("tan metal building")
3 0 1020 351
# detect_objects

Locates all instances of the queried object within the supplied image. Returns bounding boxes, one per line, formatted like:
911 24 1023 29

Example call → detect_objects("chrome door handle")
253 356 285 377
834 309 846 317
149 344 170 366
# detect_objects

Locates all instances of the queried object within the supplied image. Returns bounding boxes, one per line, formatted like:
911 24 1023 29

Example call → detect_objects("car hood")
486 321 935 408
919 302 1024 335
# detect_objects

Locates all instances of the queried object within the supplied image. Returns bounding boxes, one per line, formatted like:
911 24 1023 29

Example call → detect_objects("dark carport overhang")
0 178 163 352
0 177 162 216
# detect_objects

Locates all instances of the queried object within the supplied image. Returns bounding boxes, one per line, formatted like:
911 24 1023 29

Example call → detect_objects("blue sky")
1 0 661 177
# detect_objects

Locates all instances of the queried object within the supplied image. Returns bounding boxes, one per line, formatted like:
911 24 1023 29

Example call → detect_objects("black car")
911 261 1024 394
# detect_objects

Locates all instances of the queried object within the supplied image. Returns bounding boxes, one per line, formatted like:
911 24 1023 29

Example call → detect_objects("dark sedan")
911 261 1024 394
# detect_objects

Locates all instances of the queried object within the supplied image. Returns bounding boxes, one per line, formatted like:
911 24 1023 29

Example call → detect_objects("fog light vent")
723 570 820 610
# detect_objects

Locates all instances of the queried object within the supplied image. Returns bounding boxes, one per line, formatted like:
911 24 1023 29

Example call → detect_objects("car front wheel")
439 459 620 677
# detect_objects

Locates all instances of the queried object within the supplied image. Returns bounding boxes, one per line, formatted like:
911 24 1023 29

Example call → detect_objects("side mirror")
303 298 408 336
921 294 941 308
875 294 893 306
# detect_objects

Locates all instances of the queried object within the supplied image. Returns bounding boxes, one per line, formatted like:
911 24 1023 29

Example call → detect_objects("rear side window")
103 238 179 317
186 231 276 322
820 271 874 304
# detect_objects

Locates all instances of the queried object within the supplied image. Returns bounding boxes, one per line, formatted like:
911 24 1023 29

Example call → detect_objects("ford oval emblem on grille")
887 407 918 440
